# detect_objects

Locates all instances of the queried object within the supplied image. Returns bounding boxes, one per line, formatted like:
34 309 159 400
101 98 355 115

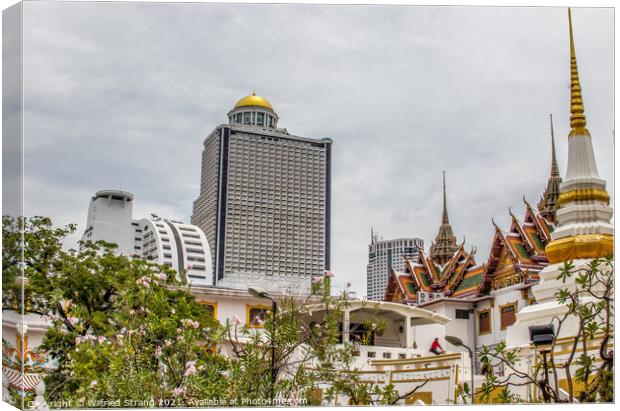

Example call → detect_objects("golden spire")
568 8 590 137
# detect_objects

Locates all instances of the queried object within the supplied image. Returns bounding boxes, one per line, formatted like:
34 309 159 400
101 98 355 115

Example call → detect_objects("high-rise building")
191 93 332 293
81 189 212 285
82 190 140 256
366 231 423 301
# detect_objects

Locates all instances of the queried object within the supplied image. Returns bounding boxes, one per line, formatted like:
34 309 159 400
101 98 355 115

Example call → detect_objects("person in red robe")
430 338 445 355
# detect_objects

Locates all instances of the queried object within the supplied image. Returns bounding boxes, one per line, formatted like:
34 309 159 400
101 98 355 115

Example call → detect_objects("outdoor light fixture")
445 335 464 347
529 324 555 346
445 335 475 404
529 324 556 402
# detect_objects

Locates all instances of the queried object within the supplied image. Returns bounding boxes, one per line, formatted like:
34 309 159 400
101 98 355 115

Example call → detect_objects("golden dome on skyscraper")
234 92 274 111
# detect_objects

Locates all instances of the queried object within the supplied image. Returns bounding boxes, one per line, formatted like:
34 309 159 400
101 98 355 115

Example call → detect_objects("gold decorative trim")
545 233 614 264
556 188 609 208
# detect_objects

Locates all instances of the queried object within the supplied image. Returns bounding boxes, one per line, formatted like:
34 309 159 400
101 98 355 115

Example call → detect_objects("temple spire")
543 8 613 264
537 114 563 224
550 114 559 177
429 172 459 265
442 171 449 224
568 8 589 137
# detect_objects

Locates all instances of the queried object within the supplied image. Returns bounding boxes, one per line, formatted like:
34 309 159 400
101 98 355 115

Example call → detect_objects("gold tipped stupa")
568 8 590 137
543 9 613 263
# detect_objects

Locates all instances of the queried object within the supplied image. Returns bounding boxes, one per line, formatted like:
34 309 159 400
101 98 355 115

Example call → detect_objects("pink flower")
97 336 106 344
157 273 168 282
172 386 186 397
89 380 97 388
136 276 152 288
164 339 172 347
155 346 163 358
181 319 200 329
232 315 241 325
324 270 334 278
184 361 197 377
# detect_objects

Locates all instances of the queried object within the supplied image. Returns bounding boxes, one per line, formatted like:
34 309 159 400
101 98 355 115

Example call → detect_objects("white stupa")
506 9 613 347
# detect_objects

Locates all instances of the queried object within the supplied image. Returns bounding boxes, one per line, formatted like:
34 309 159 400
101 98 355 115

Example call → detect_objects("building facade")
366 233 423 301
81 190 140 256
191 93 332 293
137 217 213 285
81 190 212 285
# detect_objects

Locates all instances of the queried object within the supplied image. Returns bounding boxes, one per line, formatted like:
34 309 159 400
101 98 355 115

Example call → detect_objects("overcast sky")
13 2 614 296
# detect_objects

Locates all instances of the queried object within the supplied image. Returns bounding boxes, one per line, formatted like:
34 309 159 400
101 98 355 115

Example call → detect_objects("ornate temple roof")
384 243 484 304
482 199 552 292
537 114 562 224
429 172 459 266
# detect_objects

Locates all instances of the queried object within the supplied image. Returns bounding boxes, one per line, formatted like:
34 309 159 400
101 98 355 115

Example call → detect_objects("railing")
350 345 425 361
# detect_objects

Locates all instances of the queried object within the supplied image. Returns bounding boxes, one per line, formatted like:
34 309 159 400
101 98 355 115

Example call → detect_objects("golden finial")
568 8 590 137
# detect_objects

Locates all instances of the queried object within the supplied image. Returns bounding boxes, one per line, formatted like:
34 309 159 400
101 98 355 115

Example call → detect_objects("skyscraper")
192 93 332 293
366 231 423 301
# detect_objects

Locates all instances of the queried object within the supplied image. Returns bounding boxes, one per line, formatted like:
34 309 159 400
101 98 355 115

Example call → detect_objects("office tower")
192 93 332 293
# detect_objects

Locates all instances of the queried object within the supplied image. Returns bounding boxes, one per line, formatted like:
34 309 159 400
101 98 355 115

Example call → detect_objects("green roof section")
454 272 483 292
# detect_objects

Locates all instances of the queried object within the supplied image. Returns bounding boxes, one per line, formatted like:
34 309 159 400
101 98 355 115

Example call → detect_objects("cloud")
15 3 614 296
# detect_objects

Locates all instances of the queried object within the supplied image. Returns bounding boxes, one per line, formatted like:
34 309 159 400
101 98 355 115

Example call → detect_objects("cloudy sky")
10 1 614 296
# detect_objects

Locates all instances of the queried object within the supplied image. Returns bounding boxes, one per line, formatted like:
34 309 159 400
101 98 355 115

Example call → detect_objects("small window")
236 113 242 123
367 351 376 358
479 310 491 335
257 112 264 125
200 302 217 320
382 352 391 359
455 309 470 319
247 305 270 328
500 303 517 330
243 112 251 124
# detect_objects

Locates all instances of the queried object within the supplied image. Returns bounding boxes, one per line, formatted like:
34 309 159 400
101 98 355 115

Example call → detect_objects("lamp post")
445 335 475 404
248 287 277 402
529 324 555 403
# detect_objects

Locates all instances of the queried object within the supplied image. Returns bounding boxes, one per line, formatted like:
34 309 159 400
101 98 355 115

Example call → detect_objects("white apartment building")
81 189 212 285
81 190 139 256
366 234 423 301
